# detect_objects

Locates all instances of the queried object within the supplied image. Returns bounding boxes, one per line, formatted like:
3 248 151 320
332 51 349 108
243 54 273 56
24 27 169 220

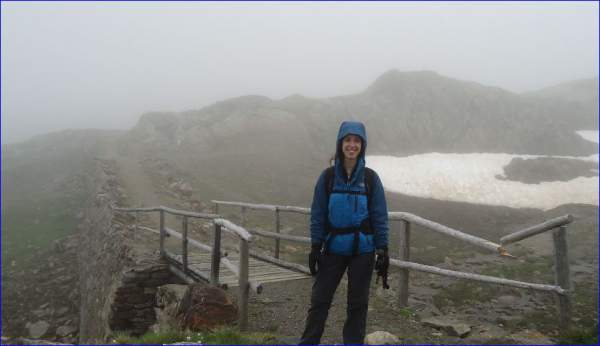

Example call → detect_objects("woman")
300 121 389 345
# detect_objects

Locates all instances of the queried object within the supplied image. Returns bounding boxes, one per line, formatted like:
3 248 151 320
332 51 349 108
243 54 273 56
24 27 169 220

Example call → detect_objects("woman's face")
342 134 362 161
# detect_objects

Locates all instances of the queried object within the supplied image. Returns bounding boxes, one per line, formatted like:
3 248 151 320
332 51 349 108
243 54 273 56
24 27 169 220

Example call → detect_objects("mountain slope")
117 70 597 204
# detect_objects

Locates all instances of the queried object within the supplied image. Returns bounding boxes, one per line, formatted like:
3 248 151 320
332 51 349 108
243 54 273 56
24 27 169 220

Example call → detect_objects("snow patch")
367 153 598 210
576 130 599 144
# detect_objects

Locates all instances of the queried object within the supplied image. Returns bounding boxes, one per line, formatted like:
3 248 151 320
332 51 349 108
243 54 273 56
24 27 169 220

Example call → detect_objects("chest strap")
325 218 372 256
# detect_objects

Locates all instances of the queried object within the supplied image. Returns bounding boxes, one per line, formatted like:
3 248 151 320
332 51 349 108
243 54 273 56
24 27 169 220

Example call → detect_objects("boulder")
421 317 471 338
26 320 50 339
177 284 238 331
365 331 400 344
178 182 193 196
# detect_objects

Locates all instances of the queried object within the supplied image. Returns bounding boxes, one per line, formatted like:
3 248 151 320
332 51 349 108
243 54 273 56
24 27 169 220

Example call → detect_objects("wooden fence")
211 200 574 329
114 201 574 331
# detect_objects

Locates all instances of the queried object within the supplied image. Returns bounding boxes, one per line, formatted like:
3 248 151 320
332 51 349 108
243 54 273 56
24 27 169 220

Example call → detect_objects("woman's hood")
334 121 367 186
336 121 367 160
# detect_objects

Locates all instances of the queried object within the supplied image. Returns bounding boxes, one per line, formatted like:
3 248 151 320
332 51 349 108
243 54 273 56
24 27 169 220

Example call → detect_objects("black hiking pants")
299 252 375 345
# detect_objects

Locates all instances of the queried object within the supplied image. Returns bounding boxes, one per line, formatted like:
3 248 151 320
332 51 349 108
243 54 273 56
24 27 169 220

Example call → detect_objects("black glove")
375 247 390 289
309 243 322 276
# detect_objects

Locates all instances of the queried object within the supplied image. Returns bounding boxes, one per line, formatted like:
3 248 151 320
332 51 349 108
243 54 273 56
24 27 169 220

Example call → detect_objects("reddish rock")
177 284 238 331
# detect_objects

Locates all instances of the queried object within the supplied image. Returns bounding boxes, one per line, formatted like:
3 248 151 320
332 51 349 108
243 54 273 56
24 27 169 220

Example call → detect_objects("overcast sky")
1 1 598 144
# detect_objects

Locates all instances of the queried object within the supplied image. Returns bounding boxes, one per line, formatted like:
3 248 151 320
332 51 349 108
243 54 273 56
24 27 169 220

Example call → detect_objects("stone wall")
109 262 173 336
77 159 179 342
78 159 130 342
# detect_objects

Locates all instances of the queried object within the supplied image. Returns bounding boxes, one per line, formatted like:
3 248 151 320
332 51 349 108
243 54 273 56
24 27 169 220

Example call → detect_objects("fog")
1 1 598 144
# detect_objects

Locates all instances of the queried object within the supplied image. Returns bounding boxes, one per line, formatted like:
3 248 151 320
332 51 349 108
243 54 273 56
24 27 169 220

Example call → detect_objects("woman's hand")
375 247 390 289
309 243 322 276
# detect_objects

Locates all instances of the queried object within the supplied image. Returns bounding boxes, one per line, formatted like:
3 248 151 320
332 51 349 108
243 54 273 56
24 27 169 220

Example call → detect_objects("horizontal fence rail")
390 259 565 295
389 212 509 256
113 205 218 219
500 214 574 245
212 200 310 214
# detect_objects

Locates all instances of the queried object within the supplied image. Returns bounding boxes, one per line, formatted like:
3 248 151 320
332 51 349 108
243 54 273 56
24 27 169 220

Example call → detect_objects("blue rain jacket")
310 121 389 255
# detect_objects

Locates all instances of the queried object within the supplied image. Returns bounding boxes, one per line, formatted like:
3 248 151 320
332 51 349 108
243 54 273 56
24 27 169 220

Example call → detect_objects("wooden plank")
212 200 277 211
215 219 253 241
553 226 572 329
255 276 311 284
211 223 222 286
389 212 506 255
159 210 165 257
274 208 281 259
182 216 189 273
390 259 565 294
501 215 574 245
247 227 311 244
168 264 195 284
114 206 161 212
221 257 263 294
248 249 311 275
211 200 310 214
239 239 249 331
398 220 410 307
160 205 218 219
247 273 309 280
241 206 247 228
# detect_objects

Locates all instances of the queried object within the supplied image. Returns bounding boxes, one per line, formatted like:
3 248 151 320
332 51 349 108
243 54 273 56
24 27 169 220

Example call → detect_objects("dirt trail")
103 144 162 210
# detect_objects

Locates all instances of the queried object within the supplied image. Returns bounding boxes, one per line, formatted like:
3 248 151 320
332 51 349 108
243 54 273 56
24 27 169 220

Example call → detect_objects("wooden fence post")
274 207 281 259
182 216 188 273
238 238 250 331
553 225 571 329
134 207 139 232
211 222 222 286
214 202 219 215
398 220 411 307
159 209 165 258
241 206 247 228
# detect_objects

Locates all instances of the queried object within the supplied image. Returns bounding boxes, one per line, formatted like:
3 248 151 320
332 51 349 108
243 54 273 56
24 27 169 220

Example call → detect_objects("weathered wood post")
238 237 250 331
214 202 219 215
241 206 247 227
398 219 411 307
553 225 571 329
159 209 166 257
274 207 281 259
211 222 222 286
182 216 189 273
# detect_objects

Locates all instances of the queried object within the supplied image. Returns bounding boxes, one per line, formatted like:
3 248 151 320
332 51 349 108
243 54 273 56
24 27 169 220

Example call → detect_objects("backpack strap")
324 166 335 201
364 167 375 212
325 166 374 210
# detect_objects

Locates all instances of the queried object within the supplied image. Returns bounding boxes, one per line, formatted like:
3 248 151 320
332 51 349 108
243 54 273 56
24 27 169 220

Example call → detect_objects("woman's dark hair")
329 154 335 166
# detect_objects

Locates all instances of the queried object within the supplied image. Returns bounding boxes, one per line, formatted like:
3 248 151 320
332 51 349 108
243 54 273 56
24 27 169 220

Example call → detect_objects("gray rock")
56 325 78 337
365 331 400 344
497 295 520 305
32 308 51 318
26 320 50 339
421 317 471 338
56 307 69 316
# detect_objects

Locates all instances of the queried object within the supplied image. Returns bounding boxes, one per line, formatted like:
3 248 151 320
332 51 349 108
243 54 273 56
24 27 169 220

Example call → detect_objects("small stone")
26 320 50 339
56 325 78 337
365 331 400 345
422 317 471 338
497 295 520 305
56 307 69 316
